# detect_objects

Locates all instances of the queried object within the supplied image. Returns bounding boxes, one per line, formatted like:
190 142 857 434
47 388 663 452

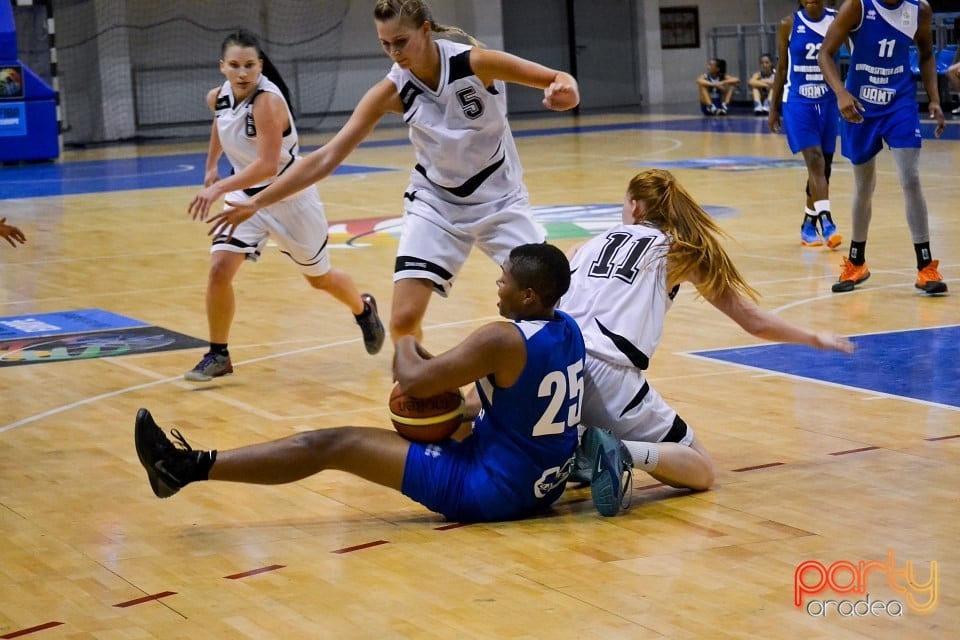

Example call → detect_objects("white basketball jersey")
214 75 299 192
559 224 677 369
386 39 525 206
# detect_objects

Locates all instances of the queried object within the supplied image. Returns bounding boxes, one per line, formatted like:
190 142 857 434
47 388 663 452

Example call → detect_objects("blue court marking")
689 325 960 409
0 152 393 199
0 309 148 340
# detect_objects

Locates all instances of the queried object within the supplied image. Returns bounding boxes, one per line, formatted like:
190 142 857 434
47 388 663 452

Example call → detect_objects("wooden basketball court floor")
1 110 958 638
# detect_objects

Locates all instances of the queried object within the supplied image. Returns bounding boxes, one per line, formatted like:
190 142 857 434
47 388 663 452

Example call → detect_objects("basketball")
389 383 465 443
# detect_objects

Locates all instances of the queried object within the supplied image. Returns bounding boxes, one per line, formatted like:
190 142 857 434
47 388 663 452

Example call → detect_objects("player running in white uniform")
211 0 580 343
185 29 384 382
559 169 854 516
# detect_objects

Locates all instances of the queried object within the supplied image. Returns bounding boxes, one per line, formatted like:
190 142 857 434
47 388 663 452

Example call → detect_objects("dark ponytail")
221 29 295 118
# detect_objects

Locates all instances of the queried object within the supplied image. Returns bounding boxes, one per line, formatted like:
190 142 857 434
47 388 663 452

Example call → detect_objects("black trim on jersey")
399 81 425 113
215 94 231 111
486 84 500 95
448 50 473 83
661 415 689 444
668 284 679 300
403 190 417 202
595 318 650 369
243 89 293 136
280 236 329 267
619 381 650 418
243 150 297 196
394 255 454 282
245 89 266 136
414 153 505 198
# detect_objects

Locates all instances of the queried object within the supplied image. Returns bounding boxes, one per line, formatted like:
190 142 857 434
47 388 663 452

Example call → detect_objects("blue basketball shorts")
840 103 921 165
782 100 839 154
401 436 566 523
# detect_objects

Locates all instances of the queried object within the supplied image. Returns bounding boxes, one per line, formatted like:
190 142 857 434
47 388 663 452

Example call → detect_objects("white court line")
0 316 493 433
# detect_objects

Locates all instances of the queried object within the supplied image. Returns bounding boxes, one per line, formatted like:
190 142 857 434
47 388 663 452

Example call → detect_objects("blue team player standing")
768 0 843 249
818 0 947 294
133 243 587 523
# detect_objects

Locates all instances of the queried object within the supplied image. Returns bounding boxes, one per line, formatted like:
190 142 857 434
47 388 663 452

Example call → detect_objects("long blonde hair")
373 0 483 47
626 169 759 302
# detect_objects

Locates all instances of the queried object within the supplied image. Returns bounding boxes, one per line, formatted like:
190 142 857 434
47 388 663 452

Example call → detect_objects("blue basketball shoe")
582 427 633 517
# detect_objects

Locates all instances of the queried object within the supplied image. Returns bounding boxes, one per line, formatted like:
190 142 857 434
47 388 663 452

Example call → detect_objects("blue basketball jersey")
784 7 837 104
470 310 585 502
846 0 919 116
400 311 586 522
703 73 723 102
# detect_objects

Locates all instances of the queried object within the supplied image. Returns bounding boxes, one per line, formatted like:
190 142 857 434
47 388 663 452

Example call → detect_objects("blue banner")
0 309 148 341
0 101 25 136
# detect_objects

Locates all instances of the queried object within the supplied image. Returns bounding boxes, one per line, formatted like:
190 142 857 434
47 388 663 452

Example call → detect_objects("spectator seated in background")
749 53 776 114
697 58 739 116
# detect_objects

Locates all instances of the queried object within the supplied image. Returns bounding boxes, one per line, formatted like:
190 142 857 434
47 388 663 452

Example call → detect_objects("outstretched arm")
702 283 854 352
470 48 579 111
210 79 400 238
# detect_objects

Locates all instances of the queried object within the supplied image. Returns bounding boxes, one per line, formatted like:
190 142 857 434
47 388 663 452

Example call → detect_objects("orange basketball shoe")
832 257 870 293
915 260 948 295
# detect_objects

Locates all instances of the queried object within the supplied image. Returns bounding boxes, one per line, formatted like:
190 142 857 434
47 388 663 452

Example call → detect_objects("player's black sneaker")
356 293 386 355
134 408 200 498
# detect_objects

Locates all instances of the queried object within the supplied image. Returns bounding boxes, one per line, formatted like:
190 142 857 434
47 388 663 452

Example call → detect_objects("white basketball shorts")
581 355 695 446
211 186 331 277
393 187 545 296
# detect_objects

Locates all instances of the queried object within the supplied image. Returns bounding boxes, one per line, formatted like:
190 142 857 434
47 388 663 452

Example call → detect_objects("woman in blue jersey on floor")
133 243 587 523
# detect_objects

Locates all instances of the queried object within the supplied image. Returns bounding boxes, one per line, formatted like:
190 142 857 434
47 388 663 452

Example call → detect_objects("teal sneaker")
583 427 633 517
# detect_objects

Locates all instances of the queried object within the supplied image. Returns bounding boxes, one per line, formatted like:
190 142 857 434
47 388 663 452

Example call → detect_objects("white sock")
624 441 659 472
814 199 831 215
804 206 816 217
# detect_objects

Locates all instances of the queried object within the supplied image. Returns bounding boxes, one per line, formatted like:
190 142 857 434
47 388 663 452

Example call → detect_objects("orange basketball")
389 383 465 443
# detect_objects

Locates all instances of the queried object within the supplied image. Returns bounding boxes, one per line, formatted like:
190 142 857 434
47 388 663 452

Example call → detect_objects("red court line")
732 462 784 472
926 434 960 441
113 591 177 608
1 622 64 639
224 564 285 580
434 523 469 531
828 446 880 456
636 482 666 490
331 540 389 554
